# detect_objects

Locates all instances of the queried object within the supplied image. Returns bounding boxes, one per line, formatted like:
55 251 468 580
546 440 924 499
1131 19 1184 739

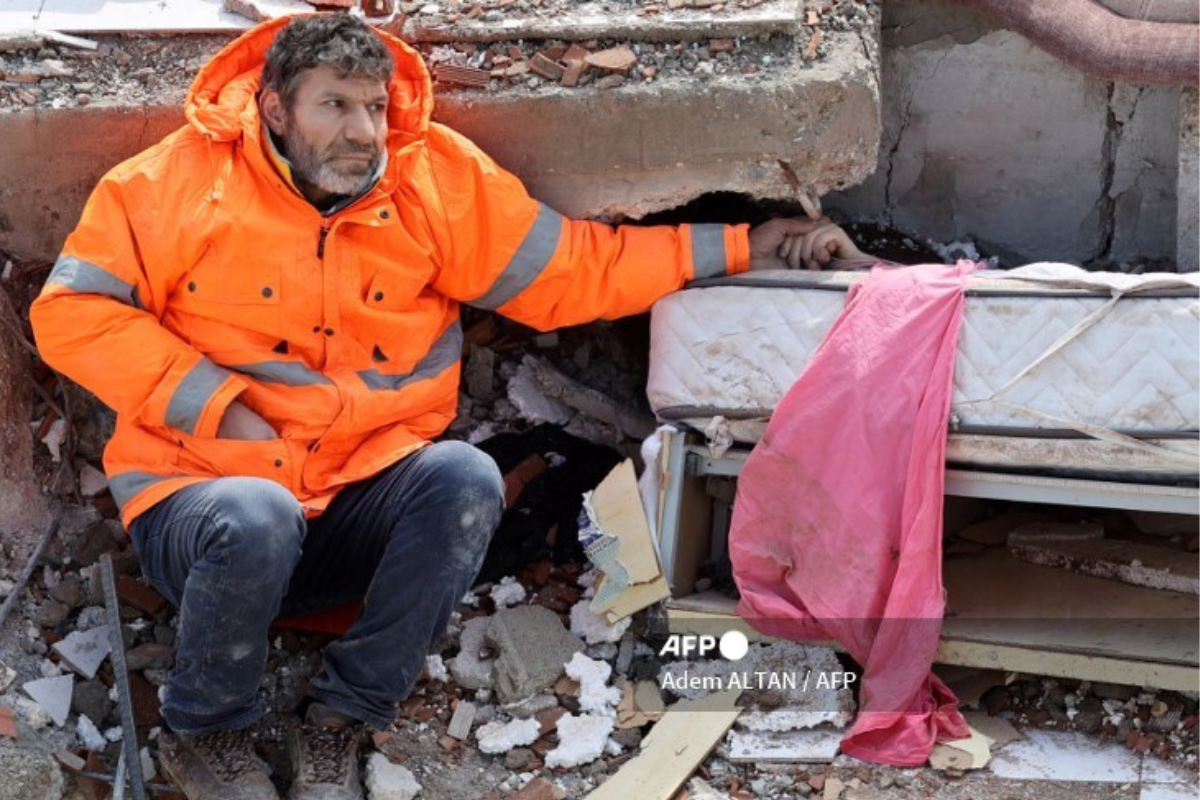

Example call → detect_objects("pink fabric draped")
728 263 977 766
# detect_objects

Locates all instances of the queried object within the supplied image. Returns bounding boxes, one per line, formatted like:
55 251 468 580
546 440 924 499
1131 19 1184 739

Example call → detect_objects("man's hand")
749 219 870 271
748 218 826 271
216 400 278 440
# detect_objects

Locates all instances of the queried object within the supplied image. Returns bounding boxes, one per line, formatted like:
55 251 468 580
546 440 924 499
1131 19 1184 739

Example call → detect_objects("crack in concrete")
1086 84 1141 267
884 50 949 227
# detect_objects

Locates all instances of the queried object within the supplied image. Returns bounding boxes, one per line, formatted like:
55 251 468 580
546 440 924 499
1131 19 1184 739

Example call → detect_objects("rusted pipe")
945 0 1199 85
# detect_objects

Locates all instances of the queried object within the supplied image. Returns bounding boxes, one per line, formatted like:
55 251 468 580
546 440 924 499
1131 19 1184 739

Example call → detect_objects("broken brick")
585 46 637 73
360 0 395 16
709 38 736 54
116 575 167 616
595 75 626 90
805 29 823 61
560 61 586 88
435 64 491 89
529 54 566 82
128 671 162 728
535 706 567 736
510 777 561 800
0 705 16 738
540 45 567 62
562 44 590 64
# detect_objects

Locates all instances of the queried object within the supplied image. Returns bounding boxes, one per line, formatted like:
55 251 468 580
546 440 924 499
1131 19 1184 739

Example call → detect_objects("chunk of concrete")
0 730 65 800
728 728 842 763
485 605 584 705
22 676 73 728
449 617 495 691
364 752 422 800
51 628 111 680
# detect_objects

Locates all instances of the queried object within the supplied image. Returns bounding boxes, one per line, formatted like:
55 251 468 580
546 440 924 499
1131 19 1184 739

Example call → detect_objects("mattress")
648 265 1200 481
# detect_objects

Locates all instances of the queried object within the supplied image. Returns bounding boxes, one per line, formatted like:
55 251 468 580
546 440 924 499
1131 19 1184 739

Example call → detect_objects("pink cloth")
728 263 977 766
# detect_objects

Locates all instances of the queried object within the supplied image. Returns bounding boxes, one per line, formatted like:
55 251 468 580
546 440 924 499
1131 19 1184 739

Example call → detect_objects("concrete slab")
0 5 880 261
989 729 1141 783
50 627 110 680
1141 786 1198 800
0 0 251 34
1141 756 1196 785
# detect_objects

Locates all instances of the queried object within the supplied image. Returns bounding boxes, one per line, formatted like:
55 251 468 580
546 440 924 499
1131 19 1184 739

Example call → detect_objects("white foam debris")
365 752 423 800
475 717 541 754
490 577 527 609
568 600 631 645
544 714 615 769
564 652 621 716
76 715 106 750
424 654 448 683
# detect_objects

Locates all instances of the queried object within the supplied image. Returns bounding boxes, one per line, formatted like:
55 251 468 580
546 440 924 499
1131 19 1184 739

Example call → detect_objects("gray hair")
261 15 395 108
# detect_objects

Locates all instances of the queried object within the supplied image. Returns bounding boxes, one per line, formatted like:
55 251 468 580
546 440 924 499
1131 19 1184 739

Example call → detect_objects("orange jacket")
31 17 750 528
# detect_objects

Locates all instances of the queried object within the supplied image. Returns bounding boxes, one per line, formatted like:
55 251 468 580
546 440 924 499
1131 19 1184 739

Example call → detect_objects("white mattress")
648 266 1200 480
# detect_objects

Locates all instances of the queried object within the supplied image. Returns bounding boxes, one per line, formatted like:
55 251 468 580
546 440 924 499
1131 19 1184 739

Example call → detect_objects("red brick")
116 575 168 615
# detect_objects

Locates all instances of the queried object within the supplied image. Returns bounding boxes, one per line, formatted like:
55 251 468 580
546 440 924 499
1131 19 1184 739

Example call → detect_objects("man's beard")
281 126 382 198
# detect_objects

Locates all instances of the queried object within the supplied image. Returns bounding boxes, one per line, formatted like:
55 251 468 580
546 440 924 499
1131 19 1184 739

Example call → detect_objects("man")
31 13 861 800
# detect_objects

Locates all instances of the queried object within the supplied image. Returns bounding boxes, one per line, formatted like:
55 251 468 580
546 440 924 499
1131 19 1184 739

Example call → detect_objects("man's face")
263 65 389 202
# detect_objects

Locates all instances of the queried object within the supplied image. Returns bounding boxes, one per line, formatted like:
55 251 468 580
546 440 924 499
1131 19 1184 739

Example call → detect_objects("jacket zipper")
317 223 330 259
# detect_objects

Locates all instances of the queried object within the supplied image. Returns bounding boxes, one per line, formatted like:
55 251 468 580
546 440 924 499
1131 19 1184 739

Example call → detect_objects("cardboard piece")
578 460 671 622
929 725 992 771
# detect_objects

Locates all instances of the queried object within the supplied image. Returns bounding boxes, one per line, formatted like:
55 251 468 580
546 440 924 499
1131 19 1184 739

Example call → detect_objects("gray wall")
828 0 1194 270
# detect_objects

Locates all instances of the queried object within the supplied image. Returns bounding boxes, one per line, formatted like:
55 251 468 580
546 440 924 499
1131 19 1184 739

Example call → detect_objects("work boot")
287 703 363 800
159 728 279 800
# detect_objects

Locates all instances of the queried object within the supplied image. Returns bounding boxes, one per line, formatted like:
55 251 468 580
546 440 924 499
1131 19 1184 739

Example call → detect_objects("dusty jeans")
128 440 504 735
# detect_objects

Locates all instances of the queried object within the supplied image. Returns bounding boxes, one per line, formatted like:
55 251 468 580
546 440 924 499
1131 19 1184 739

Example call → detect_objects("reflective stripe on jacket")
30 16 751 527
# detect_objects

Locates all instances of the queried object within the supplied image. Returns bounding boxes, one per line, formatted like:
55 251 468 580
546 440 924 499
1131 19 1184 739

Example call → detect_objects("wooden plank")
586 690 741 800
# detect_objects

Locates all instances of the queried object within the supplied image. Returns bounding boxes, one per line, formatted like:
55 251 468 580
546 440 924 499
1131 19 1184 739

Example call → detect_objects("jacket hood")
185 15 433 147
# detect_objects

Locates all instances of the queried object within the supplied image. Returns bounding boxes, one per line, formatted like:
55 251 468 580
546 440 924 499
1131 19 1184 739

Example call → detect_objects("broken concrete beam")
407 5 797 44
525 356 655 441
486 605 584 704
1008 537 1199 595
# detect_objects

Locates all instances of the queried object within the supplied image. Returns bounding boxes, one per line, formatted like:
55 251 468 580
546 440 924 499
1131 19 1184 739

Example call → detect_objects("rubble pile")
421 35 792 91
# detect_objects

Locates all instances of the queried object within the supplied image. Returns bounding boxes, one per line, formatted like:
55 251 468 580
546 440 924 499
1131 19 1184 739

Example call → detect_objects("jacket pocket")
180 243 284 307
176 432 291 483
